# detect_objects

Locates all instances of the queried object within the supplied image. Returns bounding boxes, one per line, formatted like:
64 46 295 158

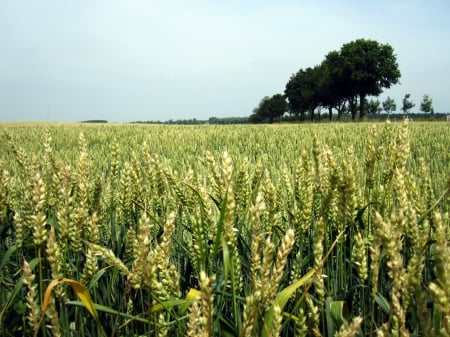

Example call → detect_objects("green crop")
0 121 449 337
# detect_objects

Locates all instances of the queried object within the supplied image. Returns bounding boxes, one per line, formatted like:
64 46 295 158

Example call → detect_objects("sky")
0 0 449 122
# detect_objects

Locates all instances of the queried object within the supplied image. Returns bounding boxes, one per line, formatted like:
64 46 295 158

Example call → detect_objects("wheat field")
0 121 449 337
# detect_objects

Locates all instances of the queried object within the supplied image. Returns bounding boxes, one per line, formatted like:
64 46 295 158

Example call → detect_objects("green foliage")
382 96 397 115
251 94 288 123
401 93 415 115
366 98 382 114
420 94 434 114
284 38 401 121
338 39 401 119
285 66 323 121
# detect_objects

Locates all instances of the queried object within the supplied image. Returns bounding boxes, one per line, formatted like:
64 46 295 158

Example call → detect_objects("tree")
401 93 415 116
366 99 382 115
285 66 322 121
320 51 347 120
266 94 288 122
251 94 287 123
250 96 270 123
420 94 434 115
284 39 401 122
248 112 264 123
338 39 401 119
382 96 396 115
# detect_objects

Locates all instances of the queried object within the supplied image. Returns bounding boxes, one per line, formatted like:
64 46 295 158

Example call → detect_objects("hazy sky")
1 1 449 122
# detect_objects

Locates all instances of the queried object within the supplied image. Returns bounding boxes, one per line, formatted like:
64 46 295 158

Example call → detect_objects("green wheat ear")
1 122 449 336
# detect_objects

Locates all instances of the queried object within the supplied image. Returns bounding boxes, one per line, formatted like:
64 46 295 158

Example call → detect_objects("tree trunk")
349 97 357 120
359 94 366 119
328 107 333 121
337 100 345 120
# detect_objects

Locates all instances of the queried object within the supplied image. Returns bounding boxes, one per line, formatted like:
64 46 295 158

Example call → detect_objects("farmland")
0 121 449 337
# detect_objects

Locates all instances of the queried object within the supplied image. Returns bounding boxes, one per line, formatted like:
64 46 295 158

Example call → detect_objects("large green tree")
285 66 322 121
338 39 401 119
319 51 347 120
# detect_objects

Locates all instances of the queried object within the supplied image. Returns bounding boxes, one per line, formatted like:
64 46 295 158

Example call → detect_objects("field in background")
0 121 449 336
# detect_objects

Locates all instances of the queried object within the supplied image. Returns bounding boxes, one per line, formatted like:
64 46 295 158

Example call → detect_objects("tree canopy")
420 94 434 114
401 93 415 116
283 39 401 121
337 39 401 119
250 94 288 123
382 97 396 115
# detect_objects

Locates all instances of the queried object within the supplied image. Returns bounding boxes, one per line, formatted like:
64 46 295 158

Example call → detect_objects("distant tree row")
251 39 404 122
360 93 434 116
80 120 108 123
133 116 250 125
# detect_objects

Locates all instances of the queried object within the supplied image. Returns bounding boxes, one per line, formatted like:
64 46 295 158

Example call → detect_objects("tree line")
250 38 436 123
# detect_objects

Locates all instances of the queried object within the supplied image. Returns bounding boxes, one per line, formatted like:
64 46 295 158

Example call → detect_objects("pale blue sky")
0 0 449 122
